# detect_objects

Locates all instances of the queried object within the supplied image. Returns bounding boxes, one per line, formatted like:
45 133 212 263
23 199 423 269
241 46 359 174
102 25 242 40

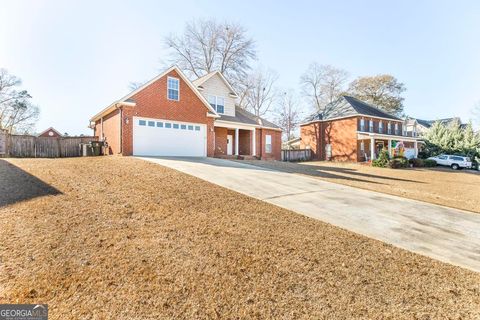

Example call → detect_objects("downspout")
100 117 104 140
117 104 123 155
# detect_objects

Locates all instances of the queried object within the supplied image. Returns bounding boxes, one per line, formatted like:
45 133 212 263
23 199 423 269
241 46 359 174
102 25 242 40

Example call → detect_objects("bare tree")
242 68 278 118
0 69 39 134
164 19 256 85
348 74 406 116
275 90 304 141
300 63 349 117
128 81 144 91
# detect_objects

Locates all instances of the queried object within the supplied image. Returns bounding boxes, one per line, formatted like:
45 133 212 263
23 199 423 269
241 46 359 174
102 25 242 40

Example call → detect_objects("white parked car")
428 154 472 170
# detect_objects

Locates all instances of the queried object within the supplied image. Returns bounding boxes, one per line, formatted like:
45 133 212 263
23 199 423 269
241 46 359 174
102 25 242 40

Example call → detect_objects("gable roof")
37 127 62 137
90 66 219 122
306 95 401 123
192 71 238 97
216 106 281 130
414 117 463 129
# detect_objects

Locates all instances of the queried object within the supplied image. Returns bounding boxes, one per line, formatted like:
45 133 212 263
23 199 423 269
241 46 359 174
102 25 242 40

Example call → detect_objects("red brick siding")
300 123 321 159
214 127 228 156
119 69 214 156
357 117 403 135
258 129 281 160
121 106 134 156
357 139 370 161
93 69 281 158
239 130 251 155
301 117 358 162
38 130 61 138
94 109 121 155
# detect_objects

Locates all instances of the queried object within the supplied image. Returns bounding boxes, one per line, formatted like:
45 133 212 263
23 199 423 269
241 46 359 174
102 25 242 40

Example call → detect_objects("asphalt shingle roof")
218 106 280 129
415 117 463 129
308 96 401 122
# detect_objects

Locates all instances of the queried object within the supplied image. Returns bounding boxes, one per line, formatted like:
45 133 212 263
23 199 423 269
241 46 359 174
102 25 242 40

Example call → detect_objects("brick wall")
301 117 358 162
117 69 214 156
94 109 121 155
257 128 281 160
38 129 61 138
93 69 281 159
300 123 321 159
214 127 228 156
357 117 403 135
239 129 251 155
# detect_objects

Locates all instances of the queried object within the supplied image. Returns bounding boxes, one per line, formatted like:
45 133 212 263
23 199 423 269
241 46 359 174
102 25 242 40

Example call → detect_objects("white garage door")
133 117 206 157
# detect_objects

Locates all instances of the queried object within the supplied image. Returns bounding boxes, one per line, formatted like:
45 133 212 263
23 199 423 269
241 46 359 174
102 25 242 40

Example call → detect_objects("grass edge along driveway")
0 157 479 319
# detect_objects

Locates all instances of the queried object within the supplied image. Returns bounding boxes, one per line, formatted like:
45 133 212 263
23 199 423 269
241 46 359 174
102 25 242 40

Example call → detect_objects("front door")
227 134 233 155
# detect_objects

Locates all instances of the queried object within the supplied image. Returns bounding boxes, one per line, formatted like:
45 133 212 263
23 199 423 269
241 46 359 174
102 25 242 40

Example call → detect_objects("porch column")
235 128 239 156
414 140 418 158
388 139 392 158
252 128 256 156
370 137 375 160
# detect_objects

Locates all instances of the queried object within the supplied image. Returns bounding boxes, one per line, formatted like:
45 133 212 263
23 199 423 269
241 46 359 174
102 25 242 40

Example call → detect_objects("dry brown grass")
0 157 479 319
240 160 480 213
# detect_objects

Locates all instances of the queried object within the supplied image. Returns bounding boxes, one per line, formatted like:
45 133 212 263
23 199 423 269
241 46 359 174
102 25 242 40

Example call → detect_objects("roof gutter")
300 114 403 126
90 101 136 123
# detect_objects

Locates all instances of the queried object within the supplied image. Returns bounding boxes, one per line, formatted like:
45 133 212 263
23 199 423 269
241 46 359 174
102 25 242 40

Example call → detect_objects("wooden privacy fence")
0 132 97 158
281 149 312 162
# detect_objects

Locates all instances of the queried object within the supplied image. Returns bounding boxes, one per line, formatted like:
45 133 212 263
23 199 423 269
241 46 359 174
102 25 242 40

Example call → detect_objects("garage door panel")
133 117 206 157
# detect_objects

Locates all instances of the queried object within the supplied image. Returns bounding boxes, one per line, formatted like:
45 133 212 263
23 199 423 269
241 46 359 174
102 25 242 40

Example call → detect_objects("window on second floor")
208 95 225 114
387 122 392 134
379 121 383 133
167 77 179 101
360 118 365 131
369 119 373 132
395 123 399 135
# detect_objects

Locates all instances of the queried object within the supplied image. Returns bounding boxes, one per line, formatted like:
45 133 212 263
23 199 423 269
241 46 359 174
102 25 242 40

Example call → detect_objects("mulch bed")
0 157 479 319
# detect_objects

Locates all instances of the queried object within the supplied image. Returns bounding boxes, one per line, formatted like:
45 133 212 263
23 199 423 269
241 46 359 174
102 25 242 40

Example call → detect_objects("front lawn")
0 157 479 319
241 160 480 213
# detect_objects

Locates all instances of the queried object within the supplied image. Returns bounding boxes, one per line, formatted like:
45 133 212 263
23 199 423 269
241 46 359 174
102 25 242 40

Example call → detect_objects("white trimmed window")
360 118 365 131
387 122 392 134
369 119 373 132
167 77 179 101
395 123 399 135
265 134 272 153
208 95 225 114
379 121 383 133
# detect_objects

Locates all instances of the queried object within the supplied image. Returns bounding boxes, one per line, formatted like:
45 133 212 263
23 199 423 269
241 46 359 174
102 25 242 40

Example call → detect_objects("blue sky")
1 0 479 134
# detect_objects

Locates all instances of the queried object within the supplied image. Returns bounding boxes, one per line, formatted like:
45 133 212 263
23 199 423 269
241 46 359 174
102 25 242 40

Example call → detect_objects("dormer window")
208 95 225 114
167 77 179 101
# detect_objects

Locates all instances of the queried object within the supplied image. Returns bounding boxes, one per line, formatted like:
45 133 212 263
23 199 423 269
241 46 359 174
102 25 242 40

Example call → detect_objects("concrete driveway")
138 157 480 272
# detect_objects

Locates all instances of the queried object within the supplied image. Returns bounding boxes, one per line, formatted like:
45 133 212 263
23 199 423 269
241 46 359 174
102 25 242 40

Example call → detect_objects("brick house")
38 127 63 138
90 66 281 160
300 96 420 162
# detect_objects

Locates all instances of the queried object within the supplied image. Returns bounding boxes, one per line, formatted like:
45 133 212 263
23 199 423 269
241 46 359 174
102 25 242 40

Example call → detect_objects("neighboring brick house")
300 96 420 162
90 66 281 160
38 127 63 138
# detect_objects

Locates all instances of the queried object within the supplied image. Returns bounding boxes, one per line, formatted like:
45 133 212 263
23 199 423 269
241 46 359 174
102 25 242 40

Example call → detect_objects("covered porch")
357 133 420 161
213 122 257 158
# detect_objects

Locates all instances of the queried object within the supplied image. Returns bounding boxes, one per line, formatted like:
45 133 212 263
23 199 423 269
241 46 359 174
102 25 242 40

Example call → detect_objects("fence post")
57 137 62 158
